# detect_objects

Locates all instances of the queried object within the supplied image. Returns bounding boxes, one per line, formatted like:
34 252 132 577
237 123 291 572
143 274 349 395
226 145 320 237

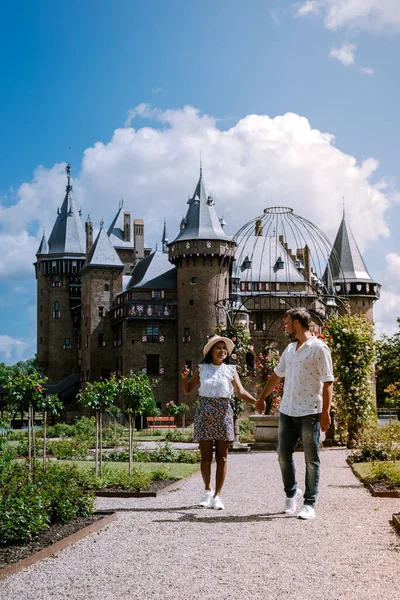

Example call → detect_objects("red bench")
146 416 176 430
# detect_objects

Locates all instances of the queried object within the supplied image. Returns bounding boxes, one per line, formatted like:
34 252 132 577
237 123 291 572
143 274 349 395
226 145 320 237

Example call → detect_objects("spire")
329 213 373 282
162 218 168 253
107 202 133 248
47 164 86 255
36 228 48 256
172 168 230 243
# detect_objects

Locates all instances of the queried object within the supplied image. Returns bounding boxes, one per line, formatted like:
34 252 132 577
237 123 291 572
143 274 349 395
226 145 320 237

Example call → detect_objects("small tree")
36 394 63 469
325 314 376 448
177 403 190 432
118 372 157 475
4 370 47 467
77 376 118 476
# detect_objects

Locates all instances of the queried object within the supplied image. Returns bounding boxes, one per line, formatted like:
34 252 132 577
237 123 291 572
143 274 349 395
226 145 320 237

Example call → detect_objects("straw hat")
203 335 235 358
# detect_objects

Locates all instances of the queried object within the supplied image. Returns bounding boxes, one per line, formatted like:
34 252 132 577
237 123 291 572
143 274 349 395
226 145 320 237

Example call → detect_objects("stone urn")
249 414 279 450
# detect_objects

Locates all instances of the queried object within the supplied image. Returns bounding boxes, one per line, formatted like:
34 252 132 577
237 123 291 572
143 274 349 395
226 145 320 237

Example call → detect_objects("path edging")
0 511 117 581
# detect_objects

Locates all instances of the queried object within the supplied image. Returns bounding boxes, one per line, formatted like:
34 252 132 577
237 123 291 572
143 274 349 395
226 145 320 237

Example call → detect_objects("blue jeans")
277 412 321 507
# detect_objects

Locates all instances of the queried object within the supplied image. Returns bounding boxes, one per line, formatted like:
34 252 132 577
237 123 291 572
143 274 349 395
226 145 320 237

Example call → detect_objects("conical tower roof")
36 230 48 255
81 222 124 273
107 200 133 249
47 165 86 256
171 169 230 243
329 213 373 283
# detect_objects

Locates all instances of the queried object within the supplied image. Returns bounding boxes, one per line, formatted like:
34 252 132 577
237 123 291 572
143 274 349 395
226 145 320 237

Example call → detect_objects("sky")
1 0 400 364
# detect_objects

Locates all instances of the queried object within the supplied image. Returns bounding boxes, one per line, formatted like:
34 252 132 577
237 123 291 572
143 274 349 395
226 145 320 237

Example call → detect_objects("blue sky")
1 0 400 363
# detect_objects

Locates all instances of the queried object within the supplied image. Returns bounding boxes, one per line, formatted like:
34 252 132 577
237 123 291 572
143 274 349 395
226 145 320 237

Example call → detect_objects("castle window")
40 288 43 296
104 284 109 292
39 336 42 345
146 324 159 343
191 277 197 284
152 290 162 299
183 328 191 343
276 283 280 292
52 275 61 288
40 305 43 313
146 354 160 375
53 301 60 319
86 335 89 348
64 338 71 350
189 299 194 305
98 334 104 347
99 306 104 317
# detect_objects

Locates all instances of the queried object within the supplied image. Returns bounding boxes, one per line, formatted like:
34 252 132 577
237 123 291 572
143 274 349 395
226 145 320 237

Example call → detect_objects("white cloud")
374 252 400 337
329 43 356 65
0 335 29 364
360 66 375 75
1 103 397 335
295 1 400 32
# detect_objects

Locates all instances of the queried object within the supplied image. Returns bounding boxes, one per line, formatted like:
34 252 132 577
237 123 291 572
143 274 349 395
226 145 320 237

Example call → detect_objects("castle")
35 165 380 416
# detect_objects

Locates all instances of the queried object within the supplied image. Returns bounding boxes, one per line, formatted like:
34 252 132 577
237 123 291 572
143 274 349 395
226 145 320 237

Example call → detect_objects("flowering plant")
249 343 283 414
324 314 375 447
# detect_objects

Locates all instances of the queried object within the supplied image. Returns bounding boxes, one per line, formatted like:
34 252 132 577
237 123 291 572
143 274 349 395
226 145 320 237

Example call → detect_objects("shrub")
80 465 152 492
348 422 400 463
165 429 194 443
366 463 400 490
0 462 94 545
239 418 255 442
49 439 90 460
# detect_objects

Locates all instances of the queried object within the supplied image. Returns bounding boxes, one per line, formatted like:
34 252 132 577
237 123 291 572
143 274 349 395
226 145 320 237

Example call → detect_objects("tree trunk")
32 407 36 469
27 404 32 469
95 411 99 477
99 411 103 478
129 414 133 476
182 413 185 434
43 410 47 470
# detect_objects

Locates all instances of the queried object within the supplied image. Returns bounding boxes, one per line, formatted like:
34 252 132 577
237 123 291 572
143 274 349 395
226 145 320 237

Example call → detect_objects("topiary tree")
36 394 63 469
376 318 400 405
77 376 118 476
4 370 47 467
118 372 157 475
325 314 376 448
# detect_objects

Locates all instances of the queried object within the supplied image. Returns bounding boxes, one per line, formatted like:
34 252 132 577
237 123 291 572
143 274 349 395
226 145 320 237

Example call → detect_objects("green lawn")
351 460 400 480
61 460 200 479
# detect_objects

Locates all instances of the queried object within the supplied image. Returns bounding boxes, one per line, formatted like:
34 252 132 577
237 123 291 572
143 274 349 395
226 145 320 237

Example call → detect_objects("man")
256 308 334 520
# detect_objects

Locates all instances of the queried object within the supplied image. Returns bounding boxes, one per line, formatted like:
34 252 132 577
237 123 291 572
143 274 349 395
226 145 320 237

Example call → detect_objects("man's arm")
256 372 282 412
320 381 333 432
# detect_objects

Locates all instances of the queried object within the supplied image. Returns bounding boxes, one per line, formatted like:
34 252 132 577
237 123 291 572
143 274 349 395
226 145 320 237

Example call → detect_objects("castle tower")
80 221 124 382
168 168 236 403
329 211 380 319
34 165 86 382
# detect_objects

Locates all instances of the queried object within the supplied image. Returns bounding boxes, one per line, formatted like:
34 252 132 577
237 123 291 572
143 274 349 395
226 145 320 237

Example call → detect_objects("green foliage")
103 442 200 464
239 418 255 442
376 318 400 405
383 382 400 410
348 422 400 463
248 344 283 414
165 429 194 442
325 314 376 447
0 462 94 544
77 376 118 412
37 394 63 415
366 462 400 489
119 371 157 417
16 438 91 460
79 465 152 492
4 370 47 413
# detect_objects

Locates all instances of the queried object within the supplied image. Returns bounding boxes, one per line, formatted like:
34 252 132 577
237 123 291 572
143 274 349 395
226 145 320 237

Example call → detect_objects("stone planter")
249 414 279 450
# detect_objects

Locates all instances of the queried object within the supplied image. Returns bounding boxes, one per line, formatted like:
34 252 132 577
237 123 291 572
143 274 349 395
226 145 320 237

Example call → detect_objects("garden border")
0 511 117 581
348 460 400 498
94 478 186 497
391 514 400 534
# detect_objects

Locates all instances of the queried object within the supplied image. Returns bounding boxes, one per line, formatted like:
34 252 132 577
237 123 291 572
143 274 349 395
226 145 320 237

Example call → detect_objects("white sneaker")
298 505 316 520
199 489 214 507
283 488 303 515
212 495 225 510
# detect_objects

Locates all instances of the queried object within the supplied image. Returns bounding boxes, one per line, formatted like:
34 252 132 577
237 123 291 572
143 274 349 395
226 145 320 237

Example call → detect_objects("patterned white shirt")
274 336 334 417
198 363 237 398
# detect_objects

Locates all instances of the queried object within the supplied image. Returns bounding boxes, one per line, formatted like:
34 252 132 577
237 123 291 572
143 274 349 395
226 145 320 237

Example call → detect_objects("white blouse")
198 363 237 398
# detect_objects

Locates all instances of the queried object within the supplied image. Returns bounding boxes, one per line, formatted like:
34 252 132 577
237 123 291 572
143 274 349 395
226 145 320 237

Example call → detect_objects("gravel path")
1 448 399 600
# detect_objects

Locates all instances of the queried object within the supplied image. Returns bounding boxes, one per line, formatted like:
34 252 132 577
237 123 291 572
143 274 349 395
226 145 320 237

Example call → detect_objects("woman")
181 335 258 510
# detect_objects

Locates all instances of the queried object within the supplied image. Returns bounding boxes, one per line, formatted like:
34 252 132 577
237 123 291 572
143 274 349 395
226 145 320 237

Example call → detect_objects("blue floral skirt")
194 396 234 442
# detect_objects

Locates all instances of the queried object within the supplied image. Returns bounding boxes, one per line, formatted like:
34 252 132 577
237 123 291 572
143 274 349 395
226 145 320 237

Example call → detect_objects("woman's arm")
181 366 200 394
232 371 257 407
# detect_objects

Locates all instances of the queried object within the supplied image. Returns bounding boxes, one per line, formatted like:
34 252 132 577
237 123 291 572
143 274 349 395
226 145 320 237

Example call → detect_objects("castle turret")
169 168 236 403
80 221 124 381
35 164 86 382
328 211 380 319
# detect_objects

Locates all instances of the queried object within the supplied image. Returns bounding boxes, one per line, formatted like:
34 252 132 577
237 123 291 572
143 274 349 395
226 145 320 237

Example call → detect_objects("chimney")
303 245 312 285
123 212 131 243
85 218 93 257
134 219 144 261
